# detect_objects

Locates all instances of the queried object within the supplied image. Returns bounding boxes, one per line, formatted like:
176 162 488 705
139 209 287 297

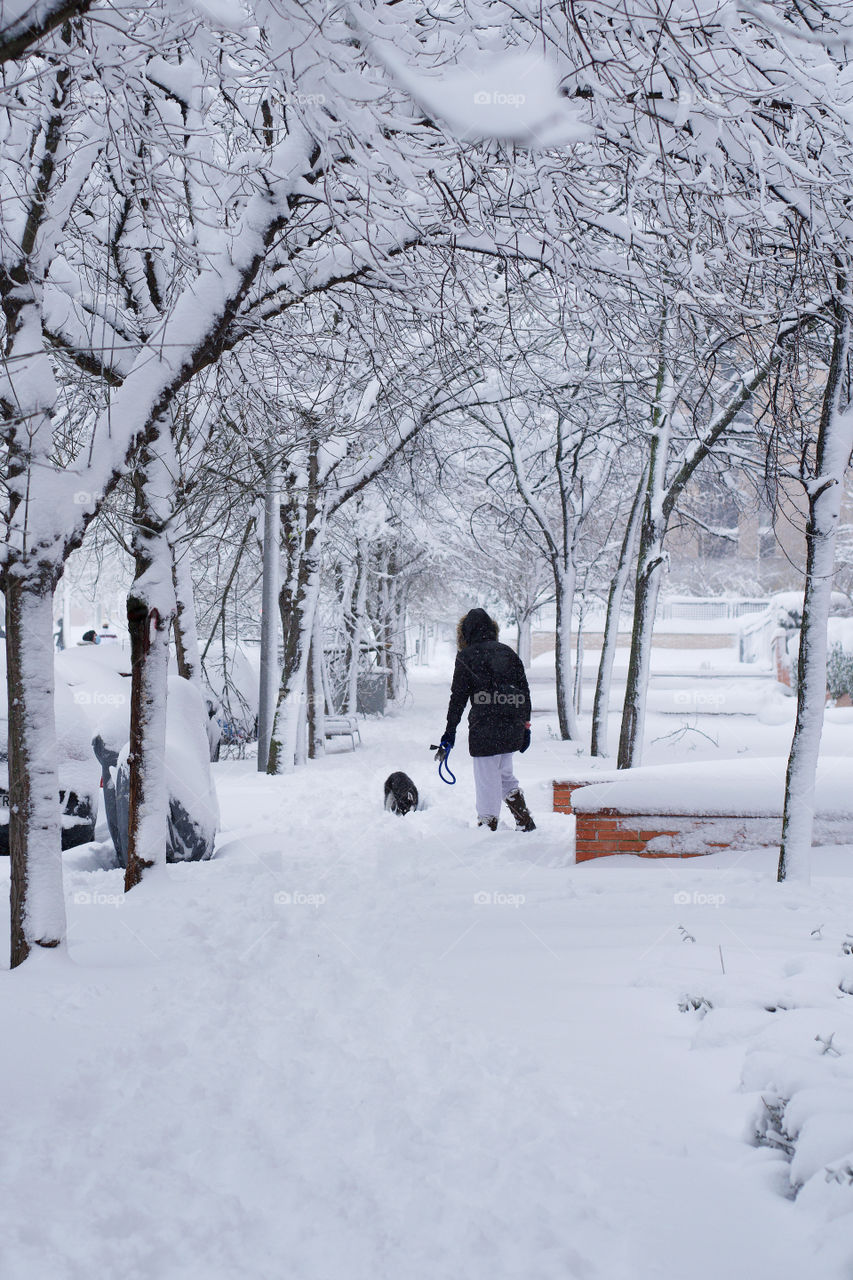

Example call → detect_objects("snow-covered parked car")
112 677 219 864
0 641 219 863
64 648 219 864
0 645 101 854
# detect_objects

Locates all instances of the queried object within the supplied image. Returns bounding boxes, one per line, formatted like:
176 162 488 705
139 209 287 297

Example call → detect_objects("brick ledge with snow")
557 759 853 859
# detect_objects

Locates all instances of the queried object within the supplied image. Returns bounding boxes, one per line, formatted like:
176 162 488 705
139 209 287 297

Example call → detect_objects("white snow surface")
0 657 852 1277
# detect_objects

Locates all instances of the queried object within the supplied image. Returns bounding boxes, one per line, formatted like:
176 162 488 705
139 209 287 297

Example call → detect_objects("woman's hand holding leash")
430 739 457 785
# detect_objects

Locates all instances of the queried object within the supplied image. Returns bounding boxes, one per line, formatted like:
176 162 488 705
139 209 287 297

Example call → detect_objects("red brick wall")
557 770 853 858
566 806 852 859
574 812 707 861
773 634 793 688
552 781 593 814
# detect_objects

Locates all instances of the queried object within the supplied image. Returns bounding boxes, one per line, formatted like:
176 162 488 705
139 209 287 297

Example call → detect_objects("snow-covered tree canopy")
1 0 852 946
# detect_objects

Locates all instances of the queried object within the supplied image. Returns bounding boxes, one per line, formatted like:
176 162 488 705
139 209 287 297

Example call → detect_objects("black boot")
505 789 536 832
477 816 498 831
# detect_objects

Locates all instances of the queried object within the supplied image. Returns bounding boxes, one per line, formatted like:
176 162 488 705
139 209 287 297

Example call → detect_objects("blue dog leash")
430 742 456 785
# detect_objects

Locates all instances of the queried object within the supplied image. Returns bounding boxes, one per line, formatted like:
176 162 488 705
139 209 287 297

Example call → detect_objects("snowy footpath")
2 659 853 1279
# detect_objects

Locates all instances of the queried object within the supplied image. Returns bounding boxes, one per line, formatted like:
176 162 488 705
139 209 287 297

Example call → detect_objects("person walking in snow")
436 608 536 831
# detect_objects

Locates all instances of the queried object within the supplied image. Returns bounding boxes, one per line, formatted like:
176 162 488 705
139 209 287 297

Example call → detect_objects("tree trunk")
618 346 674 770
554 563 579 740
374 544 398 701
591 475 645 757
779 302 853 882
277 492 301 641
573 604 584 716
6 569 65 968
268 446 324 775
389 580 408 701
124 430 177 891
268 550 322 773
295 691 308 767
171 531 202 686
616 517 666 770
170 529 221 759
258 463 280 772
321 638 336 716
517 613 532 668
307 606 326 759
345 540 368 714
0 147 70 964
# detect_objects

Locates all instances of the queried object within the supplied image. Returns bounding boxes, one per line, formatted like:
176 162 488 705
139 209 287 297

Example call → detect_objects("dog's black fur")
384 771 419 815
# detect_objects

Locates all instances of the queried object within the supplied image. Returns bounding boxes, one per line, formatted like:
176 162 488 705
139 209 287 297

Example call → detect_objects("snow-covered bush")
826 643 853 703
821 619 853 703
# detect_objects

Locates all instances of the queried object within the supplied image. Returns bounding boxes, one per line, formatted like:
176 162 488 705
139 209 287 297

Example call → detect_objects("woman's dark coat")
443 609 531 757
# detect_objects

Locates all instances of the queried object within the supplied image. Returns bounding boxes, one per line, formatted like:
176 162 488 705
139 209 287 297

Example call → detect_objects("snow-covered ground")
1 647 853 1278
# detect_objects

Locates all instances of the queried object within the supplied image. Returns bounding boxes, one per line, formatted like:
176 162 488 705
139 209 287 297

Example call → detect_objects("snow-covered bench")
554 758 853 860
324 715 361 750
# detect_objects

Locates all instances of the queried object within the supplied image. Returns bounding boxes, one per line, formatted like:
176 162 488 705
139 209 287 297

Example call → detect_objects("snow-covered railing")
738 607 776 666
657 597 769 622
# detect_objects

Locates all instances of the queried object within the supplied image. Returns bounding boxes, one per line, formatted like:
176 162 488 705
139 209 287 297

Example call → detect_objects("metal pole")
257 462 280 771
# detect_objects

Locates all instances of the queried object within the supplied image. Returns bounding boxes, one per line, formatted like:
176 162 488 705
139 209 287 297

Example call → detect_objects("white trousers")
472 753 519 821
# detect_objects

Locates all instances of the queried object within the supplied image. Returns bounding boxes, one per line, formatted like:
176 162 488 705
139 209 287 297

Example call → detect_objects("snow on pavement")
1 660 851 1279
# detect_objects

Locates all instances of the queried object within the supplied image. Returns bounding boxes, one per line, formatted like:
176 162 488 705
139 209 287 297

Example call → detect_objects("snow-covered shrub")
678 993 713 1016
826 643 853 703
783 616 853 703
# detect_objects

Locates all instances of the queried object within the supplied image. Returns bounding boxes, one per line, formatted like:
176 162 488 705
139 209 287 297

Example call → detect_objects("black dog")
384 771 419 815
